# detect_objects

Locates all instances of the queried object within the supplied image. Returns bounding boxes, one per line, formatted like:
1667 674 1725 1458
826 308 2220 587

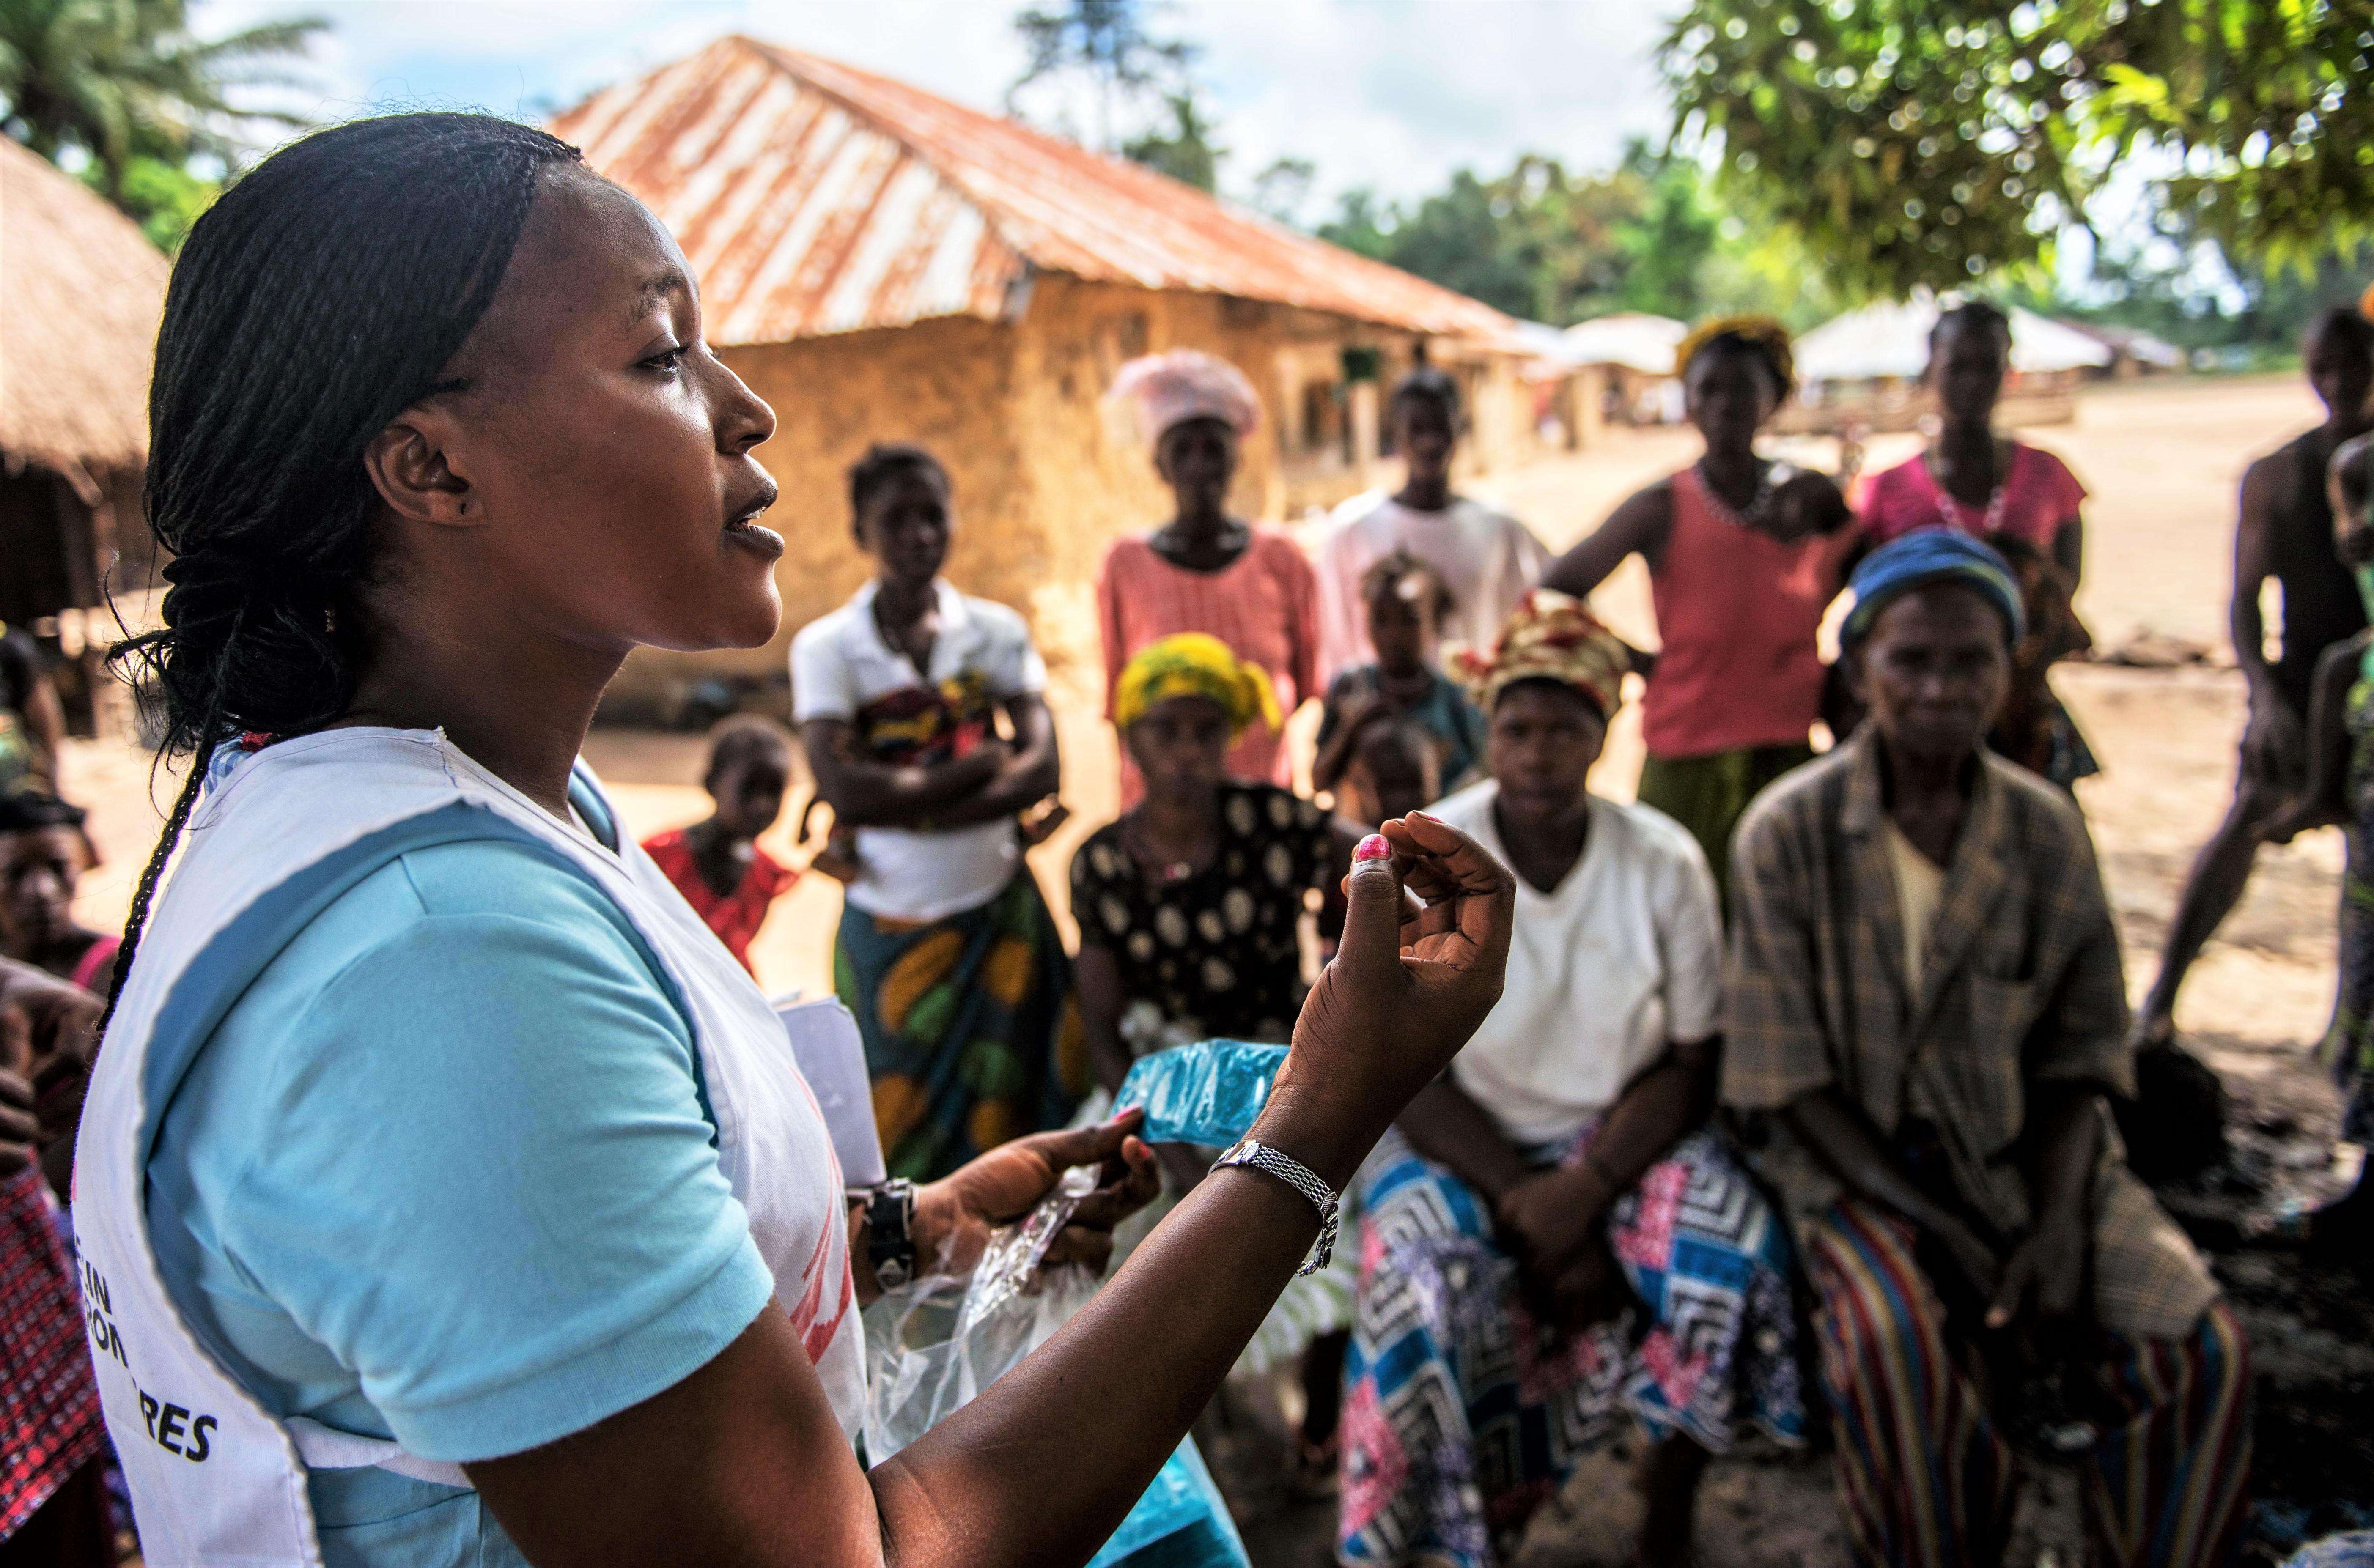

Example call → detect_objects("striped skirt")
1806 1199 2251 1568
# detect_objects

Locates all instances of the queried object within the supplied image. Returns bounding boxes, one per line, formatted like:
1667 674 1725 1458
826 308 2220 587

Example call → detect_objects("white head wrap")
1105 350 1262 445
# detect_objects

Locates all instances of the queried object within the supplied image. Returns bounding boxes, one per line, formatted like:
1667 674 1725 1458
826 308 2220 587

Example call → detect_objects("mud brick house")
551 36 1527 713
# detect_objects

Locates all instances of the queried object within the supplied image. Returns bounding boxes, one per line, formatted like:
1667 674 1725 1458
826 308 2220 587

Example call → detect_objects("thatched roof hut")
0 135 170 725
0 136 167 497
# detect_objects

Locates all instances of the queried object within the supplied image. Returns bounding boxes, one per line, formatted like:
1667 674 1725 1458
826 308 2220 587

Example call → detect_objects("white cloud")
194 0 1680 206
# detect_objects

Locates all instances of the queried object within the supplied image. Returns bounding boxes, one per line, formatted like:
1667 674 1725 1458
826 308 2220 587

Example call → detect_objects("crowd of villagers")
26 296 2374 1568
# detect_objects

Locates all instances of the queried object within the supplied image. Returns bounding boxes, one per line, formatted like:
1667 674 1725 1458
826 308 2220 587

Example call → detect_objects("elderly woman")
1098 351 1320 803
1724 530 2251 1568
1540 316 1856 897
1339 593 1803 1568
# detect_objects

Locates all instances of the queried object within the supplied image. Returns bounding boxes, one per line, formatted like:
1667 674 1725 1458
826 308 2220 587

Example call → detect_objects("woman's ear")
364 411 477 527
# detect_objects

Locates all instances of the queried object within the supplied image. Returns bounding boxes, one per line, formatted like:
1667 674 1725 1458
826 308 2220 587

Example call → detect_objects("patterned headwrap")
1114 633 1282 737
1454 590 1628 720
1839 526 2026 651
1106 350 1263 445
1673 313 1795 393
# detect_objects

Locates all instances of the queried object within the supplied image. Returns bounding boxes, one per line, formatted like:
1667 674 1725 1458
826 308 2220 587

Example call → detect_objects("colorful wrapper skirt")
1337 1125 1805 1568
2323 679 2374 1145
837 872 1088 1180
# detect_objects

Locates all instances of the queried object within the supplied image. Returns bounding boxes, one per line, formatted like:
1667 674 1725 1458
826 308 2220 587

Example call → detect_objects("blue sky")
192 1 1677 217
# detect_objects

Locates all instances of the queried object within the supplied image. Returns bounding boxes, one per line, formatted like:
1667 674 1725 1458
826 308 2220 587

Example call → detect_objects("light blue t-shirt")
143 830 778 1565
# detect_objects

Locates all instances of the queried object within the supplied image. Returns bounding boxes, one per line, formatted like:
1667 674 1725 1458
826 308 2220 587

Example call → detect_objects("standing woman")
1540 316 1855 898
795 444 1081 1180
1857 300 2098 786
71 115 1515 1568
1098 351 1320 803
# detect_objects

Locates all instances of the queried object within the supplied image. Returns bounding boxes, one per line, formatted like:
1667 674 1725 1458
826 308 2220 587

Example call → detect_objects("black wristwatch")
864 1179 919 1290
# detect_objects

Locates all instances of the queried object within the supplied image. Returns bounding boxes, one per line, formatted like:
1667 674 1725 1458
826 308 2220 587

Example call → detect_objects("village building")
0 136 169 733
551 37 1529 717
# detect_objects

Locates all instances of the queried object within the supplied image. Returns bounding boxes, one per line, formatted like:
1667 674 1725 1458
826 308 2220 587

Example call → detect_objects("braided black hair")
847 442 949 529
101 113 584 1028
1928 299 2013 359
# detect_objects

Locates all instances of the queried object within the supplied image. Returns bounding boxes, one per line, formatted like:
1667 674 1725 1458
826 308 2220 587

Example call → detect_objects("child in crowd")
641 717 800 976
1313 550 1485 799
1314 367 1550 685
795 443 1081 1180
1323 710 1446 836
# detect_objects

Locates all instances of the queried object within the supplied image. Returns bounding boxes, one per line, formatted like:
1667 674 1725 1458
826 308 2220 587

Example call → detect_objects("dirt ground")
54 373 2373 1565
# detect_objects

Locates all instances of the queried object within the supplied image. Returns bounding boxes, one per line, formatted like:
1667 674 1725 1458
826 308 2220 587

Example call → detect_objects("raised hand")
1260 811 1515 1190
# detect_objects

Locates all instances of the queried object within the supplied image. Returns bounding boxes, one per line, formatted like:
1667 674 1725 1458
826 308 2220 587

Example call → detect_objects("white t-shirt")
792 580 1047 922
1314 491 1552 685
1431 779 1723 1144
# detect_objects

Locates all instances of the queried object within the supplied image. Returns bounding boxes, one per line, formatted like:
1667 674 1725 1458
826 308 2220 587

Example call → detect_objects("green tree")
1663 0 2374 298
1247 155 1313 225
1120 89 1221 191
1009 0 1194 152
0 0 321 249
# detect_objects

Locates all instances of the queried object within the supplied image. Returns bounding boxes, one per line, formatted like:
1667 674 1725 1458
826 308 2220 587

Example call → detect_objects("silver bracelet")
1212 1138 1339 1275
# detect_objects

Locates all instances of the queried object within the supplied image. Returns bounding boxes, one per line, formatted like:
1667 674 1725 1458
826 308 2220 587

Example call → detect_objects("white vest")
72 728 866 1566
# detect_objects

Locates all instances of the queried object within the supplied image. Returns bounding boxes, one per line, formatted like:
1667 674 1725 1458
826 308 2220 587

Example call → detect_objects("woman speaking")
72 115 1513 1567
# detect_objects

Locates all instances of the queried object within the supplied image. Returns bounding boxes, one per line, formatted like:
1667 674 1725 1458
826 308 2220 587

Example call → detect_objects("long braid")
98 113 581 1036
96 737 215 1032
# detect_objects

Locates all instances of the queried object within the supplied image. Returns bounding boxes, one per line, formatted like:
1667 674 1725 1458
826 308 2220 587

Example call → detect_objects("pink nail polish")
1354 833 1391 863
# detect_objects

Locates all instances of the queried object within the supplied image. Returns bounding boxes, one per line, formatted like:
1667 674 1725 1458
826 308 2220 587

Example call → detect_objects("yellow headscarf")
1672 313 1795 391
1114 633 1280 737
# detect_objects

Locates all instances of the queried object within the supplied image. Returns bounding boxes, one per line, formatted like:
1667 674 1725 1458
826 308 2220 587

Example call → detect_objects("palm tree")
0 0 322 203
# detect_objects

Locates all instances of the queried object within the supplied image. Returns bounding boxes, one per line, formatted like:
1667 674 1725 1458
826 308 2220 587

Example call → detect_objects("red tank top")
1642 466 1855 760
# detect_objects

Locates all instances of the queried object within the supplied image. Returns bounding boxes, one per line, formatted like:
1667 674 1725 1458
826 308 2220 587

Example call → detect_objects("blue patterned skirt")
1337 1124 1804 1568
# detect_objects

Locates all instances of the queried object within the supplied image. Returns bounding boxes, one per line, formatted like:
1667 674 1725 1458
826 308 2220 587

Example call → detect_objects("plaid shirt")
1721 730 2218 1341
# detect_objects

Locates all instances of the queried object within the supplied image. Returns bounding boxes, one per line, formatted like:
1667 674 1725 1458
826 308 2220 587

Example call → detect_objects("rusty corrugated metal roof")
552 36 1521 348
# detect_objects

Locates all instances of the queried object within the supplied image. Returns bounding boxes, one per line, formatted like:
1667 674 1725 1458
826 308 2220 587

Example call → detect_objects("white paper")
775 996 887 1187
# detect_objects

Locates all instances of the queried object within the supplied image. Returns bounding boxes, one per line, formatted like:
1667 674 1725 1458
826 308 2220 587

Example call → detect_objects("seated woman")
794 444 1083 1179
1340 593 1804 1568
1724 530 2250 1568
1072 632 1355 1094
1070 632 1361 1478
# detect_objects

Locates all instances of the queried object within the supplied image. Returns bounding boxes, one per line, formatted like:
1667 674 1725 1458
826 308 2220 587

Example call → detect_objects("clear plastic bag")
861 1132 1253 1565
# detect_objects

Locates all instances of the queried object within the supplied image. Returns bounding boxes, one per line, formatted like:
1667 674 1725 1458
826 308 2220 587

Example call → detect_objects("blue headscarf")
1839 527 2025 651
